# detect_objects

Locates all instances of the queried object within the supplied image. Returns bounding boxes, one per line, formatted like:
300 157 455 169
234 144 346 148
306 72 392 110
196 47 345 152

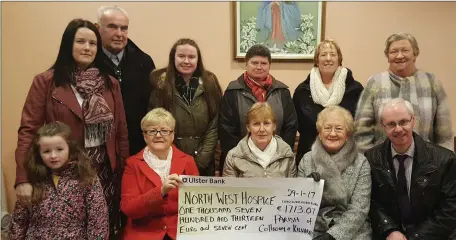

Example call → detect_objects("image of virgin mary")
256 1 301 47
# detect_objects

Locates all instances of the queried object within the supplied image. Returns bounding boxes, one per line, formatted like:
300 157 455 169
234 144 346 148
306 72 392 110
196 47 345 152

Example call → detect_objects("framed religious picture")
233 1 325 61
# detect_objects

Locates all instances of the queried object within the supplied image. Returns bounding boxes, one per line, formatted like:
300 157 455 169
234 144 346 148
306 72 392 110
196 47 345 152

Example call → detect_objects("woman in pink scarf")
14 18 129 238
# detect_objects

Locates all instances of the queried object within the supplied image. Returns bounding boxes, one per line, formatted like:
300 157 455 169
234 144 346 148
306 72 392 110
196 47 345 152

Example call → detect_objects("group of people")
7 4 456 240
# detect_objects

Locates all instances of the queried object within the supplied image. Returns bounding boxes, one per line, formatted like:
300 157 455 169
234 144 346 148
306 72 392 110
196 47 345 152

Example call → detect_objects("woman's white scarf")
143 147 173 183
310 66 348 107
248 136 277 168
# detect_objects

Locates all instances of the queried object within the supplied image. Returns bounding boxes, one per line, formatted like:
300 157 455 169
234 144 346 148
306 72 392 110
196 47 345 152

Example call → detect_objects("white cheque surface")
177 176 324 240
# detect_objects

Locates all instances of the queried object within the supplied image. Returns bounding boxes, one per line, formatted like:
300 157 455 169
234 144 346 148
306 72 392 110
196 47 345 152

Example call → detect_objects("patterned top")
9 163 109 240
175 73 200 105
354 70 454 153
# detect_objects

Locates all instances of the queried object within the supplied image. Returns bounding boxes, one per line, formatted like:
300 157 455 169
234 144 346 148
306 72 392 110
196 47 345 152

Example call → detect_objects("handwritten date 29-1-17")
286 189 316 199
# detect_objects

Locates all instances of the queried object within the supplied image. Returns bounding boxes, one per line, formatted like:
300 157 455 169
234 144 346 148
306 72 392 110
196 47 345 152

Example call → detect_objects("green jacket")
149 68 219 176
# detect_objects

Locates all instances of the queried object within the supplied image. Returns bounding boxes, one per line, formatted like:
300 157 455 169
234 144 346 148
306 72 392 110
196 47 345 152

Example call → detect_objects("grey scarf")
311 137 358 232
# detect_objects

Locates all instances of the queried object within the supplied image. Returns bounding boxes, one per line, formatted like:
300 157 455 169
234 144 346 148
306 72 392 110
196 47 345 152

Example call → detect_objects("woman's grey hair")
316 106 354 136
378 98 415 122
97 5 129 24
384 32 420 57
141 108 176 131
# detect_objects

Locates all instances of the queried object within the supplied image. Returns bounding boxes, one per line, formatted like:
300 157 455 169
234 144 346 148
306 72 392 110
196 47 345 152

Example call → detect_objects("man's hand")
161 174 183 195
387 231 407 240
15 183 33 205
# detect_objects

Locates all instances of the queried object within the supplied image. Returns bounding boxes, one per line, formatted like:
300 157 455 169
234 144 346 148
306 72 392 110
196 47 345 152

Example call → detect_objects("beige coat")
222 135 296 178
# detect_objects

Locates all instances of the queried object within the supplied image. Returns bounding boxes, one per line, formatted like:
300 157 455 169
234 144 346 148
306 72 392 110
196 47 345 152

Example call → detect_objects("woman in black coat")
293 39 363 164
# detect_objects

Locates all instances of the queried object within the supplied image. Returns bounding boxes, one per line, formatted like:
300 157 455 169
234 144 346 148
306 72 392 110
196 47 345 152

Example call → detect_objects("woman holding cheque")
120 108 199 240
222 102 296 178
298 106 372 240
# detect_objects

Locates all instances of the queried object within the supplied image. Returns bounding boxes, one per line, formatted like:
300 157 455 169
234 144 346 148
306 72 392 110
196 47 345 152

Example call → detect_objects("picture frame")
233 1 326 61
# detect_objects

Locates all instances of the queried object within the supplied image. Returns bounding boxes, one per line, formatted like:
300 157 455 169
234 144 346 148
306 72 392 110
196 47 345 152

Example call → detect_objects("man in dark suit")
364 98 456 240
97 5 156 156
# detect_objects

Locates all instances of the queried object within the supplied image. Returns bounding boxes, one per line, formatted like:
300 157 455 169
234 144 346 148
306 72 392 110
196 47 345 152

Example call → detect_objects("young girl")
9 122 109 239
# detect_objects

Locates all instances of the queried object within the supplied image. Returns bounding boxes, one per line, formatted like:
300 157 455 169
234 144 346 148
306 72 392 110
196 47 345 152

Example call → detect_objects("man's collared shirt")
391 138 415 196
102 47 124 66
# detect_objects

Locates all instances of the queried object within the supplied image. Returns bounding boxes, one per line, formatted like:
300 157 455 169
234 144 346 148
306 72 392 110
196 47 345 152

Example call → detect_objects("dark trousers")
163 234 173 240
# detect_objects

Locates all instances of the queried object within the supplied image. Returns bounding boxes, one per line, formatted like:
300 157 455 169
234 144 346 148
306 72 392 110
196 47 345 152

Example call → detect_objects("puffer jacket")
222 135 296 178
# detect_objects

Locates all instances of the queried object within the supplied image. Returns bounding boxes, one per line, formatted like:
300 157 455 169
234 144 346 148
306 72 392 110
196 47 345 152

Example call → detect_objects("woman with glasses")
14 19 129 237
293 39 363 165
298 105 372 240
355 32 453 153
121 108 199 240
223 102 296 178
149 38 222 176
219 44 298 175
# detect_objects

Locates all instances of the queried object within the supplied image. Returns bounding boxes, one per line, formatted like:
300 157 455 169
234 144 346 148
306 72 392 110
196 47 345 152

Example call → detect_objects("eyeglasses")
382 117 412 130
143 129 173 136
322 126 345 134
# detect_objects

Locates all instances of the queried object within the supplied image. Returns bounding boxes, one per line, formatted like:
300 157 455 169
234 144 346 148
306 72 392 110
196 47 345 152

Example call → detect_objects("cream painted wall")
2 2 456 211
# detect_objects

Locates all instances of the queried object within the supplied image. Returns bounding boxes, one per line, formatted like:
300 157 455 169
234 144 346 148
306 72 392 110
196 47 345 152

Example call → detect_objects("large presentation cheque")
177 176 324 240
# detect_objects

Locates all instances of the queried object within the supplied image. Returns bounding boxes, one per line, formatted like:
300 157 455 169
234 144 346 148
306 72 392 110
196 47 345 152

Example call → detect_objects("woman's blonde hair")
246 102 276 125
313 39 343 67
141 108 176 131
316 106 354 136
